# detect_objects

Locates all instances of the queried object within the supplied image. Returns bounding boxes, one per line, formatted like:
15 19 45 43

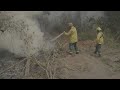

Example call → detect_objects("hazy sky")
49 11 104 17
47 11 104 22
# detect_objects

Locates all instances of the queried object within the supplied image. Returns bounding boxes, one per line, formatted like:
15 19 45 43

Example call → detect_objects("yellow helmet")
96 27 102 31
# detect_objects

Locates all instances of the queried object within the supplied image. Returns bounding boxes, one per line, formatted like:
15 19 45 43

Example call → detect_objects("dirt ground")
56 40 120 79
58 53 117 79
0 40 120 79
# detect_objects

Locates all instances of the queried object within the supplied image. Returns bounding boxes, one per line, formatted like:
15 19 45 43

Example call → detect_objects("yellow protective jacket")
96 32 104 44
65 26 78 43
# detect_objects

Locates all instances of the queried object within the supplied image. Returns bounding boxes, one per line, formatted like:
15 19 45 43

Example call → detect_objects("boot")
94 51 97 54
69 51 73 55
98 53 102 57
76 51 79 54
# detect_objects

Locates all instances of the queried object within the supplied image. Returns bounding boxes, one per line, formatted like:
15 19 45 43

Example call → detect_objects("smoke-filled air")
1 11 120 79
0 11 45 57
0 11 104 57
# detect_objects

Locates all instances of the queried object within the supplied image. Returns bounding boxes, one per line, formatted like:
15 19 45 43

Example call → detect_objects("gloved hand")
63 31 66 34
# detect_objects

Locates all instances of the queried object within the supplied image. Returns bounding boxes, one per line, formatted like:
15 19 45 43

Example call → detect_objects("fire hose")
50 32 64 42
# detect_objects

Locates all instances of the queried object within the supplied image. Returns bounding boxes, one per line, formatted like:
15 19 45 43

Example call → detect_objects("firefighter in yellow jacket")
94 27 104 57
64 23 79 54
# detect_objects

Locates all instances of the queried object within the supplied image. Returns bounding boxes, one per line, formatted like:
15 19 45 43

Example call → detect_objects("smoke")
0 11 104 57
80 11 104 22
0 11 46 57
45 11 104 28
48 11 104 19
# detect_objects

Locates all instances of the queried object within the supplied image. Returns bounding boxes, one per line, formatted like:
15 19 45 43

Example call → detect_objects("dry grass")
0 37 67 79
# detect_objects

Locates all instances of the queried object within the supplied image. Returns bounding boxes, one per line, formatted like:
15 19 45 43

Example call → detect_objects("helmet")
68 23 73 27
96 27 102 31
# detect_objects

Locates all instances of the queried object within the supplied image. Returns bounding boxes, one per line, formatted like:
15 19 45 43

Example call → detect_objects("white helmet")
68 23 73 26
96 27 102 31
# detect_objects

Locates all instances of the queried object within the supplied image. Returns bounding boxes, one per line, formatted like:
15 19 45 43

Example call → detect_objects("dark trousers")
69 42 79 52
94 44 101 55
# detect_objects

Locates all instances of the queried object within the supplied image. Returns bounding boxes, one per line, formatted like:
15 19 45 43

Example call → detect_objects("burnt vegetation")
0 11 120 79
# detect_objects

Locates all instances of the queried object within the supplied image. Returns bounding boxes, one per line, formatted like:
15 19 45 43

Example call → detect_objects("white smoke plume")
0 11 45 57
0 11 104 57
